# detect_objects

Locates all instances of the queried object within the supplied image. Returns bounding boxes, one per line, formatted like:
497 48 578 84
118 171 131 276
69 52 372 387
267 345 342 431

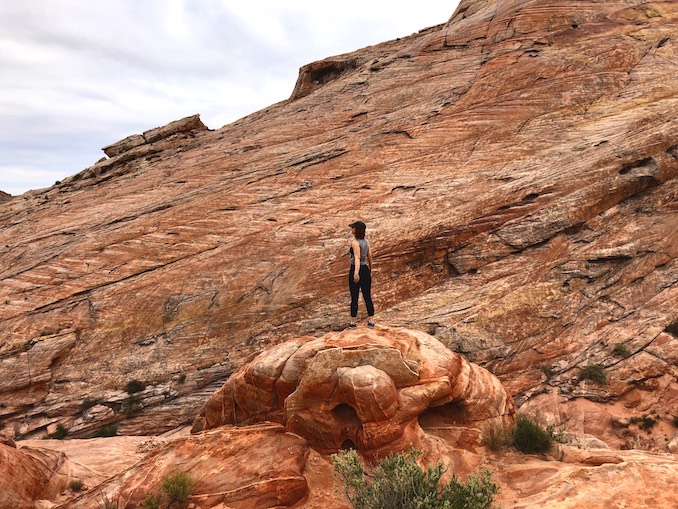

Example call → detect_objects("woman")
348 221 375 328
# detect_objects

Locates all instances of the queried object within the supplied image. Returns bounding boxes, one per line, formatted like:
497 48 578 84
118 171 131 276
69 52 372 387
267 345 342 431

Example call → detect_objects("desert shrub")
125 379 146 394
69 479 84 492
122 394 142 415
482 421 512 452
630 414 658 431
512 414 552 454
160 471 194 505
612 344 631 358
332 448 499 509
665 320 678 336
90 425 118 438
578 364 607 385
540 365 554 378
672 415 678 428
177 374 186 384
80 397 102 412
98 494 119 509
546 424 570 444
47 424 69 440
139 492 162 509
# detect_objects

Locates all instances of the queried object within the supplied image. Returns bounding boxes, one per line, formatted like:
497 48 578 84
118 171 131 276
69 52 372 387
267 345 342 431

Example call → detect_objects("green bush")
160 471 193 505
483 415 554 454
69 479 84 492
578 364 607 385
512 414 552 454
332 449 499 509
139 492 162 509
125 379 146 394
612 344 631 358
90 425 118 438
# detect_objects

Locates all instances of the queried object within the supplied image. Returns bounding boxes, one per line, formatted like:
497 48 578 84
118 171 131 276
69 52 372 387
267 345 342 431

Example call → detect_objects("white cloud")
0 0 459 196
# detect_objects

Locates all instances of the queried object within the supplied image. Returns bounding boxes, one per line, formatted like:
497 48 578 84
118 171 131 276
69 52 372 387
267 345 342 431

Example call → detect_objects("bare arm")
352 240 361 282
367 247 373 271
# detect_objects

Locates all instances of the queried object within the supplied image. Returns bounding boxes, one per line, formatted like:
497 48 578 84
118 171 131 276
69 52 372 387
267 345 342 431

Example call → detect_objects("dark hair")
354 228 365 240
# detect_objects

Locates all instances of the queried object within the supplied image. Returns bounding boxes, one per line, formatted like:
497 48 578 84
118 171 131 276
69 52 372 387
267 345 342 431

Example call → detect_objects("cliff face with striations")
0 0 677 486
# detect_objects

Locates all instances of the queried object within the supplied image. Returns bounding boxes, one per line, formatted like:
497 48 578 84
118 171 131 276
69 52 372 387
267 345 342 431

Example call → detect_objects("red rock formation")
101 114 207 157
0 0 675 475
0 434 71 509
65 424 309 509
0 190 10 202
193 326 514 456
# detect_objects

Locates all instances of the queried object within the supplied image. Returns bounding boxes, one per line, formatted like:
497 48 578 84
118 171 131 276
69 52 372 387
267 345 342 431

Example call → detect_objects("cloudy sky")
0 1 460 196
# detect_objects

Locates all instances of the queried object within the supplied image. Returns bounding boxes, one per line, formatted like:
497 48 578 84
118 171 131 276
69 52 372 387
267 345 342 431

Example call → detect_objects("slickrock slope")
0 0 677 472
0 191 11 203
193 326 514 458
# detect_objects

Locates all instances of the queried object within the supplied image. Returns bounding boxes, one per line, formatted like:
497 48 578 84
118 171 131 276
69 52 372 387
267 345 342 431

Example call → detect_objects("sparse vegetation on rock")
612 344 631 358
332 449 499 509
98 494 120 509
69 479 84 492
139 492 162 509
512 414 553 454
483 414 554 454
122 394 142 415
80 397 102 412
540 365 555 378
161 471 193 506
90 425 118 438
578 364 607 385
482 421 513 452
44 424 68 440
139 471 193 509
630 413 658 431
125 379 147 394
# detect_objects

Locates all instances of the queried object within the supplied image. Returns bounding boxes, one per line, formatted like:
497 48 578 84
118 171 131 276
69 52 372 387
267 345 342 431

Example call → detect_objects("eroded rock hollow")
193 326 514 456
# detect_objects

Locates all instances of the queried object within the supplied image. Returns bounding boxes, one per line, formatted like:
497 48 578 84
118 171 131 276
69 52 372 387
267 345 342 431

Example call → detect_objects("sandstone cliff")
0 0 676 477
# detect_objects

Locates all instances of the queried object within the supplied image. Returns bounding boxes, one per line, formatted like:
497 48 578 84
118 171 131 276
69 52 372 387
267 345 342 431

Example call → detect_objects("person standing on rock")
348 221 375 328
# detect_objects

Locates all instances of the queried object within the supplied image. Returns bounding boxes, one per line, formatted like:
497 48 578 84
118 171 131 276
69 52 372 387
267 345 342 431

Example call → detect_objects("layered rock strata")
193 326 515 456
64 424 310 509
0 433 71 509
0 0 676 453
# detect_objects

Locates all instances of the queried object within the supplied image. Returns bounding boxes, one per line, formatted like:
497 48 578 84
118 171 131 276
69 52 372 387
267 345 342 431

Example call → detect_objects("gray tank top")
349 239 370 266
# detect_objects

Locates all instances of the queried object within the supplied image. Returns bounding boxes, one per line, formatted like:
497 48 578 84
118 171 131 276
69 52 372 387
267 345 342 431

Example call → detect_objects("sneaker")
348 321 357 329
367 321 375 329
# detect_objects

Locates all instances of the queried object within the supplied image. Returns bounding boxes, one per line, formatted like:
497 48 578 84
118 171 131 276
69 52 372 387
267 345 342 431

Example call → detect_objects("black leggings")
349 265 374 318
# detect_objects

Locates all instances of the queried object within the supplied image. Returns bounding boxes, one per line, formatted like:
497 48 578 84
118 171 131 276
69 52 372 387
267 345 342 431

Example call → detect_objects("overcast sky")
0 1 460 196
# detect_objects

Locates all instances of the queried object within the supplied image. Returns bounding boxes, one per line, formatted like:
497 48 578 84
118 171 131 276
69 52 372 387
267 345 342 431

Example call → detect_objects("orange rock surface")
0 434 70 509
193 326 514 457
1 0 678 507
